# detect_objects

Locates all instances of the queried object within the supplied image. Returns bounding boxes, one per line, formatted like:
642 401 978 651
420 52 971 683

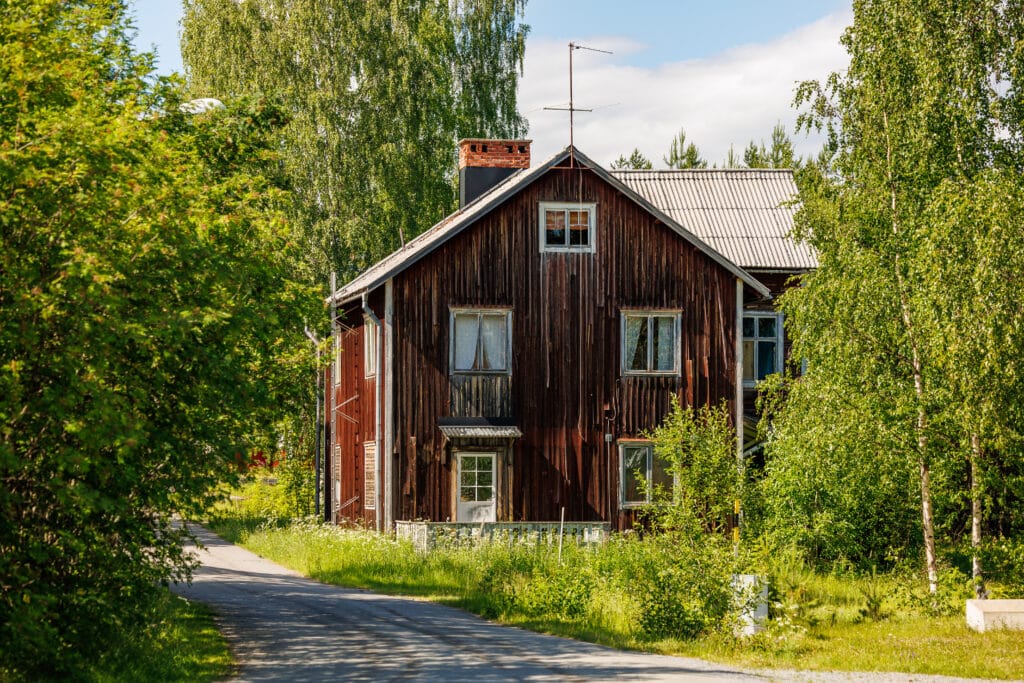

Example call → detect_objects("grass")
207 511 1024 680
86 590 233 683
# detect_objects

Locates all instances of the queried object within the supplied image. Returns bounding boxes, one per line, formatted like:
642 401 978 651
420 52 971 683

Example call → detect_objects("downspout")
735 278 745 544
384 280 395 531
362 292 383 532
735 278 744 463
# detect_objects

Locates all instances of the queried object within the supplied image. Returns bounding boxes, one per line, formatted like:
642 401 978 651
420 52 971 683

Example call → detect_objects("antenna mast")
543 42 611 164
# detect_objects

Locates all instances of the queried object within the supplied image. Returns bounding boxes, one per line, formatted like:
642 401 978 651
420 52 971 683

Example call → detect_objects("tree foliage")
770 0 1024 587
662 127 708 169
610 148 653 170
742 122 796 169
647 398 740 535
181 0 529 284
0 1 318 674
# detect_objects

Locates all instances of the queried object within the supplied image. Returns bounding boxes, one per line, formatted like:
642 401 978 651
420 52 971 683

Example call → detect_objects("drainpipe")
383 280 395 532
362 292 383 531
735 278 744 546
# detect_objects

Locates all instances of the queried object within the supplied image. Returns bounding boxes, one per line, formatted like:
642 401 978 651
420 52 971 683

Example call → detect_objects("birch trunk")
971 432 986 599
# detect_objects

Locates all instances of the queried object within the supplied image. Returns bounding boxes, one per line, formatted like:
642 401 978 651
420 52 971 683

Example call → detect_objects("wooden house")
324 139 797 531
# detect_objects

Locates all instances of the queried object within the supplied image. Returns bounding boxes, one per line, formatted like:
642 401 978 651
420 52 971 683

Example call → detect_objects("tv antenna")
543 42 612 164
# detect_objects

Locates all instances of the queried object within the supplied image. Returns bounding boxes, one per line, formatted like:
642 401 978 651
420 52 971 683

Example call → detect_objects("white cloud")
519 10 852 168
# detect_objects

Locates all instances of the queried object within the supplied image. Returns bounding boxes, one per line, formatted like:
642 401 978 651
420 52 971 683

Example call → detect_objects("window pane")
742 340 755 381
625 316 648 371
454 314 480 371
622 446 647 504
652 453 672 494
460 486 475 502
757 340 777 379
461 469 476 487
545 209 566 246
652 316 675 371
742 316 756 338
758 316 777 338
479 314 507 370
568 209 589 245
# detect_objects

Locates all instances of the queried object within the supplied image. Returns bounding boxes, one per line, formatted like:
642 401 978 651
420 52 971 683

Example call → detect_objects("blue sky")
129 1 852 166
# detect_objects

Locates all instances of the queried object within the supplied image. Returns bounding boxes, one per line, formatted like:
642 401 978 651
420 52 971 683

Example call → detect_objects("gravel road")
172 526 1006 683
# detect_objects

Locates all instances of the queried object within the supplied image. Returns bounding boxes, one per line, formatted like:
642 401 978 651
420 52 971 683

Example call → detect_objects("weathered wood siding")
389 165 738 529
331 300 377 526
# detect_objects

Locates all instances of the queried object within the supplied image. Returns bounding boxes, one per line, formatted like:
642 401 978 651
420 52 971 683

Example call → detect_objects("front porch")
395 520 610 553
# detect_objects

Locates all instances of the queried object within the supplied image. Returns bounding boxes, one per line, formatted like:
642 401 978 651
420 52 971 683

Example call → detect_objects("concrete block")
732 574 768 636
966 599 1024 632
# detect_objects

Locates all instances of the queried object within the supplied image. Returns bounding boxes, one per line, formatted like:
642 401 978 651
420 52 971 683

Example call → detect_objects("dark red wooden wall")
385 164 738 529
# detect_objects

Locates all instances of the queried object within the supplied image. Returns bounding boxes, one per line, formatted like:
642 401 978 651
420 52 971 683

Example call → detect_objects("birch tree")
181 0 529 284
774 0 1023 593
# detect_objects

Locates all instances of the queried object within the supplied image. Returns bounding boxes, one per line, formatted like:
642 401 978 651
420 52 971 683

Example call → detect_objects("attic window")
539 202 596 253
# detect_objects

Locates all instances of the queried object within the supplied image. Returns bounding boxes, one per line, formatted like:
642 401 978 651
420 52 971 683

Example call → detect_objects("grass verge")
86 590 233 683
207 513 1024 680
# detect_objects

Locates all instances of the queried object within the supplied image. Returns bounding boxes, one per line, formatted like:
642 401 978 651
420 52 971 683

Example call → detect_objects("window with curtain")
619 442 672 507
539 202 596 252
451 309 511 373
622 311 680 375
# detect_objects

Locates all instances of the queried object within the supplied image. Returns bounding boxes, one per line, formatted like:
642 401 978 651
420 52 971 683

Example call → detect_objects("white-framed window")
619 441 672 507
364 318 378 378
334 331 342 386
621 311 681 376
539 201 596 252
450 308 512 374
742 312 783 387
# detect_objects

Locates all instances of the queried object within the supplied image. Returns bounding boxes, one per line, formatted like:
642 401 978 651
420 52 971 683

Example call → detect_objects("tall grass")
206 511 1024 679
84 590 232 683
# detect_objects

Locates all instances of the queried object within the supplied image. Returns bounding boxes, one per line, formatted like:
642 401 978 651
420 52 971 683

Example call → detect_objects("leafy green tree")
646 398 740 535
610 148 653 170
662 127 708 169
743 122 796 168
779 0 1024 592
0 1 318 674
181 0 529 284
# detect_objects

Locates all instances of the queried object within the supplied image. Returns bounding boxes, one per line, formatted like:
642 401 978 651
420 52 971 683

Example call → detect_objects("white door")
456 452 497 522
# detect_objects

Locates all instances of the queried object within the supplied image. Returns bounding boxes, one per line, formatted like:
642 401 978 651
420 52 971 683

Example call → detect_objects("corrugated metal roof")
438 424 523 439
329 147 772 305
610 169 817 271
438 416 522 439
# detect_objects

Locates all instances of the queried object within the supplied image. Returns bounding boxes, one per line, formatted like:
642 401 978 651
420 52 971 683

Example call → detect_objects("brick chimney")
458 138 531 208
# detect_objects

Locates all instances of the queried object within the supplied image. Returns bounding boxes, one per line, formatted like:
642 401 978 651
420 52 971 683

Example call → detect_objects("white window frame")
539 201 597 253
742 311 784 388
449 308 512 375
619 441 671 508
363 317 378 378
621 310 682 376
333 331 342 386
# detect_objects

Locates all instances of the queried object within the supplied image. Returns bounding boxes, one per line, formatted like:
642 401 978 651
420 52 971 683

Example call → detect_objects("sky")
129 0 853 167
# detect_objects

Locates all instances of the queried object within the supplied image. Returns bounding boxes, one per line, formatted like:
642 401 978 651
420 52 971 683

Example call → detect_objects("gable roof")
611 169 817 272
330 146 771 305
